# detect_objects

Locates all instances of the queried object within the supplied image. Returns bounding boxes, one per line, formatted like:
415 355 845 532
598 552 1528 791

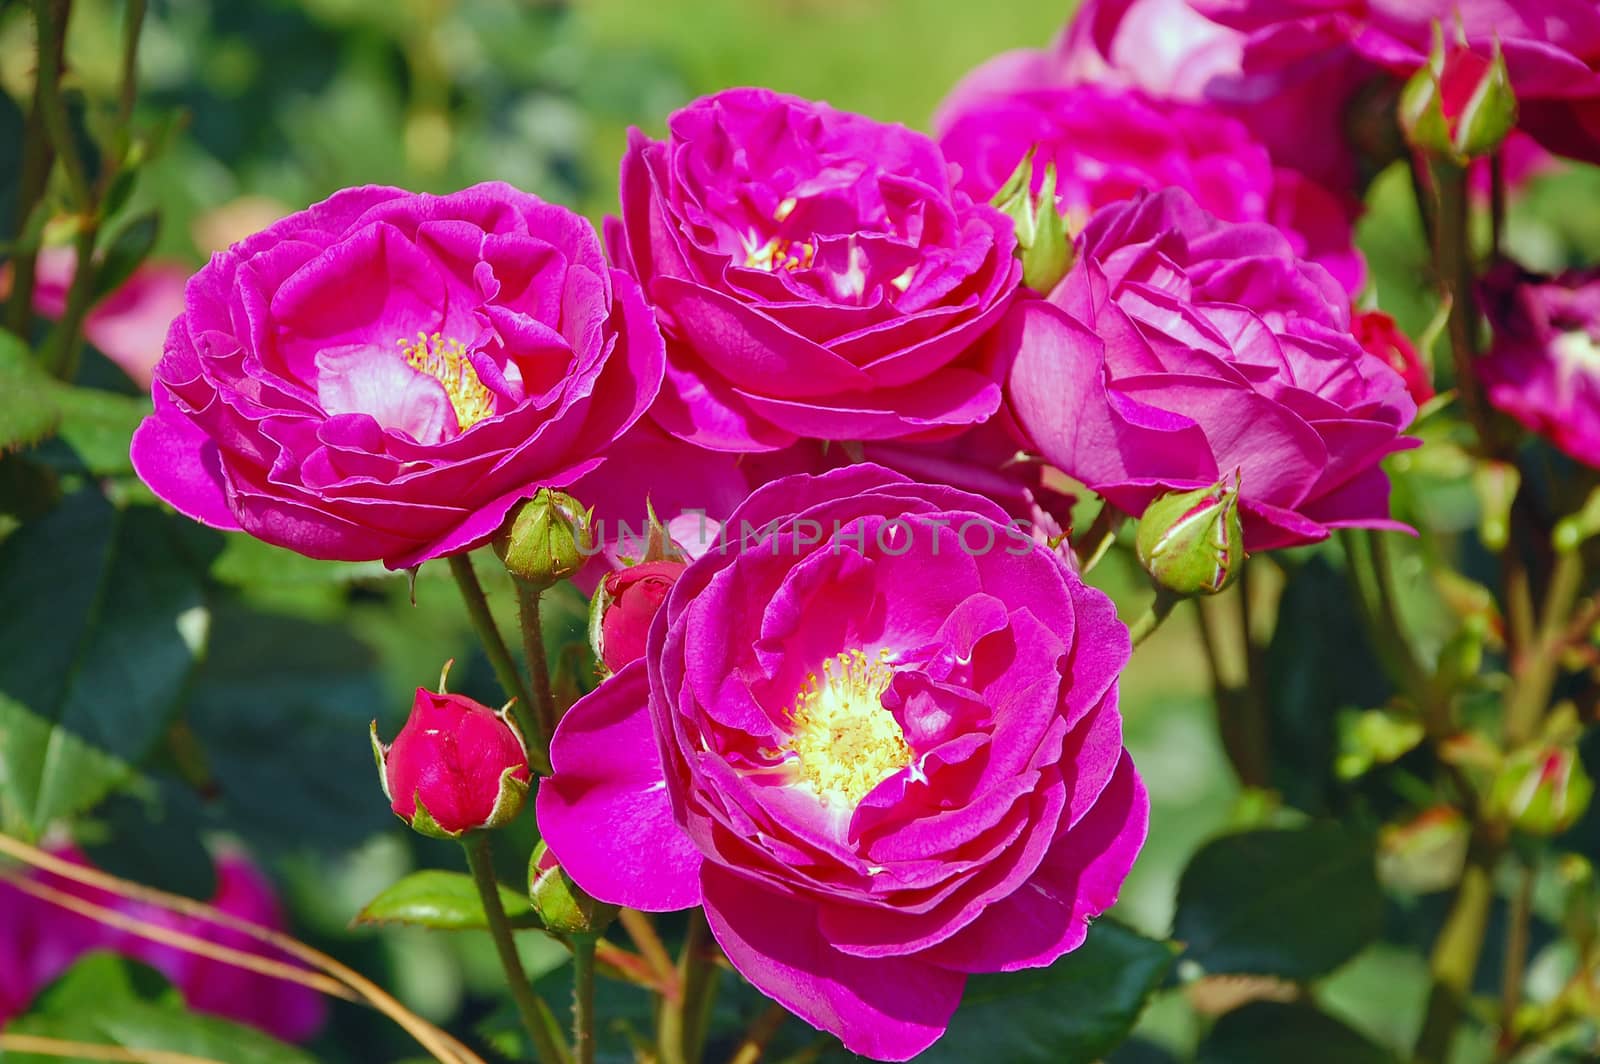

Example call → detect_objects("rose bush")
1007 188 1417 550
538 466 1146 1059
609 88 1021 451
130 182 664 568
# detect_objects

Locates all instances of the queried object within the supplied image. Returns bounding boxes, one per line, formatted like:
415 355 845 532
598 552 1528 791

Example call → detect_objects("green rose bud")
1488 745 1594 837
1134 472 1245 597
492 489 590 591
528 840 618 937
1398 24 1516 162
991 149 1075 294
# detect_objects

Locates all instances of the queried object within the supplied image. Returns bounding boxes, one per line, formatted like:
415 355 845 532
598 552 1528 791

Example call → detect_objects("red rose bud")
527 840 617 937
590 559 686 674
372 686 531 838
1353 310 1434 406
1134 472 1245 596
492 488 590 591
1399 26 1516 161
991 151 1074 294
1488 746 1594 837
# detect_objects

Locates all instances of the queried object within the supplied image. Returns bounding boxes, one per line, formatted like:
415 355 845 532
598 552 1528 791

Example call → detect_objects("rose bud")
1134 472 1245 596
1399 28 1516 161
1487 746 1594 837
493 488 590 591
589 559 687 675
991 151 1075 294
372 680 532 838
1353 310 1435 406
528 840 617 937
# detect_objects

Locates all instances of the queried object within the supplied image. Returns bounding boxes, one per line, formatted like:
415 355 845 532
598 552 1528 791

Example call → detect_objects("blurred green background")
5 1 1600 1061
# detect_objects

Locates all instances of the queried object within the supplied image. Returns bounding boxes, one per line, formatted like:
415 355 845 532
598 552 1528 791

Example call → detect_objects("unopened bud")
1398 26 1516 162
1135 472 1245 596
992 151 1075 294
589 559 687 676
493 489 590 591
1488 745 1594 837
372 674 531 838
528 841 618 937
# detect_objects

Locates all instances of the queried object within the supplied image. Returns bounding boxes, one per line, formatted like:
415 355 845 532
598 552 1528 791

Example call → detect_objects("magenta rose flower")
1478 263 1600 468
595 559 687 673
130 182 664 568
1007 188 1416 551
537 465 1147 1060
609 88 1021 451
937 82 1364 293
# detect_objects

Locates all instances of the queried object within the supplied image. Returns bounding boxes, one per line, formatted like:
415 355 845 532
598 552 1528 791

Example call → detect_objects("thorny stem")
448 554 553 775
572 935 598 1064
515 578 560 758
463 834 570 1064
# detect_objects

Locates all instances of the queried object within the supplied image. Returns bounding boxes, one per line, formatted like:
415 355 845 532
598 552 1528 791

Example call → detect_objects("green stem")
660 910 718 1064
463 834 570 1064
4 0 69 337
514 578 559 758
1431 161 1494 452
1073 502 1121 574
1415 839 1500 1064
572 935 597 1064
29 0 89 207
1504 548 1585 746
41 222 97 381
1127 588 1179 648
727 1001 788 1064
115 0 146 135
1495 861 1534 1060
448 554 553 775
1195 594 1271 790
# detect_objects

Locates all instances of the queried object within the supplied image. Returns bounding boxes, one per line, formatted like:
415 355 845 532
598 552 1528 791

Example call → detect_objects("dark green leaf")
0 490 215 834
81 782 218 900
53 385 149 476
920 921 1175 1064
184 601 394 855
1174 823 1382 980
1196 1001 1396 1064
8 953 316 1064
91 210 160 302
355 869 537 930
0 328 62 454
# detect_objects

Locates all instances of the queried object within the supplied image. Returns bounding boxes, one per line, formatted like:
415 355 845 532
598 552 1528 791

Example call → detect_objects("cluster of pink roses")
122 0 1600 1058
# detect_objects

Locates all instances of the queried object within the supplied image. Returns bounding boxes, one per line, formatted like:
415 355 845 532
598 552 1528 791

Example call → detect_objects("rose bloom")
610 88 1021 452
1193 0 1600 165
131 183 664 568
1007 188 1416 551
1352 309 1434 406
538 466 1146 1060
1479 262 1600 468
937 0 1376 196
937 82 1364 293
0 848 325 1042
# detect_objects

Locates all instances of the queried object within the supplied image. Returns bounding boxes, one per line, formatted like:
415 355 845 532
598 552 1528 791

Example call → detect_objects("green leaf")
1196 1001 1396 1064
355 869 538 930
0 490 216 834
0 328 62 454
52 384 149 476
91 209 160 302
1174 823 1382 981
7 953 317 1064
920 921 1175 1063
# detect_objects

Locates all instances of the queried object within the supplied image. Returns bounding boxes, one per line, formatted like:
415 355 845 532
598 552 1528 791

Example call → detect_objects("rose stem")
727 1001 789 1064
1194 593 1270 791
514 578 561 751
1125 588 1179 647
1496 860 1535 1059
571 934 598 1064
659 909 719 1064
448 553 553 775
4 0 69 337
620 909 680 999
462 833 571 1064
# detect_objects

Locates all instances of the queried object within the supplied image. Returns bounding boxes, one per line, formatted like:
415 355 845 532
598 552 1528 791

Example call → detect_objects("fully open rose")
537 466 1146 1060
610 88 1021 451
131 182 664 568
1006 188 1417 551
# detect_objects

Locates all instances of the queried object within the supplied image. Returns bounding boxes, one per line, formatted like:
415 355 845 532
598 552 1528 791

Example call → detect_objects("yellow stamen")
781 649 911 807
397 332 496 432
744 234 817 273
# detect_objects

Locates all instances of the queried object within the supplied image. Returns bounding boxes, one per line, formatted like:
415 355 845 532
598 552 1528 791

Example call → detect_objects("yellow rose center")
398 331 496 432
782 649 912 807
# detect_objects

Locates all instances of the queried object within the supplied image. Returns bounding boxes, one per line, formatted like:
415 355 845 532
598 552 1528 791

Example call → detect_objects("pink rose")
373 687 532 837
131 183 665 568
538 466 1146 1060
1479 262 1600 468
21 246 187 388
596 560 687 673
937 82 1364 293
1353 309 1434 406
1006 189 1417 551
610 88 1021 451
